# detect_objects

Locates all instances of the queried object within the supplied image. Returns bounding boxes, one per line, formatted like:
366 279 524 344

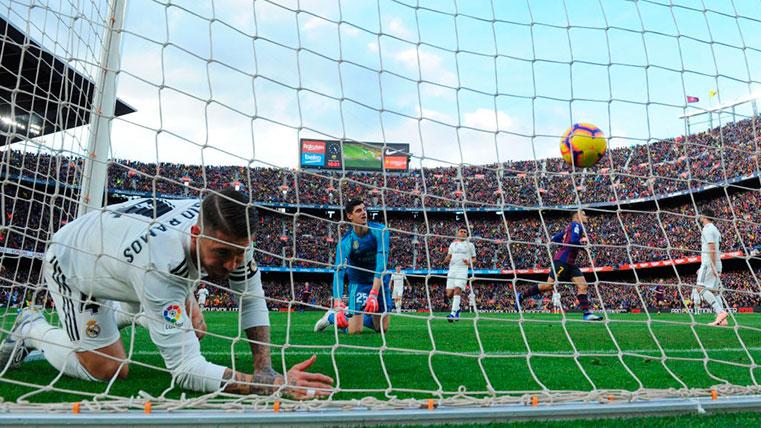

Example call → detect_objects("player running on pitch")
196 283 209 311
694 209 728 326
444 226 476 322
551 290 562 313
390 266 410 314
515 210 602 321
0 189 333 398
314 199 392 334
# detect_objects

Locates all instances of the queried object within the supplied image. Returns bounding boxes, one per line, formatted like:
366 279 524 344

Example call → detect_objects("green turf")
343 143 382 169
2 311 760 410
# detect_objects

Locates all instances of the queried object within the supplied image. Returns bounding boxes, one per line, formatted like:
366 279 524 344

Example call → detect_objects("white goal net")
0 0 760 423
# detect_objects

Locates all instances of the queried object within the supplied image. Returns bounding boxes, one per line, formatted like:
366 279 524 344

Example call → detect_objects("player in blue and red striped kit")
515 210 602 321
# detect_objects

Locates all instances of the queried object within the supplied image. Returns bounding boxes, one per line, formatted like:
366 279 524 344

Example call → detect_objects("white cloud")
342 25 361 37
302 16 332 32
417 107 453 123
386 17 413 40
463 108 513 133
367 42 379 53
394 48 457 87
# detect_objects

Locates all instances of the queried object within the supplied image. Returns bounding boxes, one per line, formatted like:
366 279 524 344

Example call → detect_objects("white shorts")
198 296 207 306
392 286 403 299
552 300 562 308
697 265 721 290
44 255 121 351
446 270 468 290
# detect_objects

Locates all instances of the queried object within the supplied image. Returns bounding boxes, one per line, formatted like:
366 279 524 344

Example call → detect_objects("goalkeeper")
314 199 392 334
0 189 333 398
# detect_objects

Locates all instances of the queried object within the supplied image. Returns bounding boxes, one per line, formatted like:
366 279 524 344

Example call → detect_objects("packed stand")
1 117 759 210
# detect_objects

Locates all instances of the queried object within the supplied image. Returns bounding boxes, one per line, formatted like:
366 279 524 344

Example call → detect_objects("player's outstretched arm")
227 247 335 396
221 354 333 398
185 293 206 340
333 237 349 304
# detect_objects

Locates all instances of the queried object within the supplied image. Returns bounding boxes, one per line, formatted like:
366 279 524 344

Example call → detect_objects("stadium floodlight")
0 0 760 426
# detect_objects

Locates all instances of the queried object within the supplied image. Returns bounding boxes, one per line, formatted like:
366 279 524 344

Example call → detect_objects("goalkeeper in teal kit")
314 199 392 334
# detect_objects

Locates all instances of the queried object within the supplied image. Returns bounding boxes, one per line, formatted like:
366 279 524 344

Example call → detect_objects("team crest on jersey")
163 304 184 327
85 320 101 338
352 240 359 250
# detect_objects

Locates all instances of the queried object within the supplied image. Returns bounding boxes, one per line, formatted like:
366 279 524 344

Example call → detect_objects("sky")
5 0 761 170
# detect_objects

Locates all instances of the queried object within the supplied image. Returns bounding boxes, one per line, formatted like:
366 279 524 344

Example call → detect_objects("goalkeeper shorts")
348 281 392 315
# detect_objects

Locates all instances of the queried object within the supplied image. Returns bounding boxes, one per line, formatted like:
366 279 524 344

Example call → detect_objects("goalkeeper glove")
364 289 379 313
333 300 349 328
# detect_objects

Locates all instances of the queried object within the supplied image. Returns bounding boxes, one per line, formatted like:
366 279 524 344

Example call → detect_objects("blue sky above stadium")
5 0 761 168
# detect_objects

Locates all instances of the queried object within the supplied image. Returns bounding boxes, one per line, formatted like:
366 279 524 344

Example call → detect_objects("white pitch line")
119 347 761 357
23 347 761 365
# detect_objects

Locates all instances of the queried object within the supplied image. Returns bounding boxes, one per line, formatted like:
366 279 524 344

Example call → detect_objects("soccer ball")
560 123 607 168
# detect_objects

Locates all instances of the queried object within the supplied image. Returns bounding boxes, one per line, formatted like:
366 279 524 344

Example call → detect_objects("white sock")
452 295 461 313
700 289 725 314
395 304 401 314
25 319 97 381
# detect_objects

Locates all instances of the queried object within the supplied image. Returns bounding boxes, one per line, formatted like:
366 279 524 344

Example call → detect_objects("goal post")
0 0 760 425
77 0 127 217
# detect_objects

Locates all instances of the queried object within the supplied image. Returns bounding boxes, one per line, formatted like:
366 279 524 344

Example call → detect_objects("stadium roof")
0 15 134 145
679 93 760 120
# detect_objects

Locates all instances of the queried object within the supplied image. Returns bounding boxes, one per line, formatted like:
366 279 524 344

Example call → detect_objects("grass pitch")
342 143 382 169
1 311 761 406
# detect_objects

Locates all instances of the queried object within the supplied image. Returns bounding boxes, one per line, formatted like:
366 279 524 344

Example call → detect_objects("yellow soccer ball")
560 123 607 168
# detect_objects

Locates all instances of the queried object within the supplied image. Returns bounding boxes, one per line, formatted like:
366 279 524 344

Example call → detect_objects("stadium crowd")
1 265 758 313
251 187 761 272
1 117 759 211
0 114 759 313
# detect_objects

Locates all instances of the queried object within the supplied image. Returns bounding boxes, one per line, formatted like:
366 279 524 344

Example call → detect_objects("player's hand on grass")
186 294 207 340
364 288 379 313
282 355 334 400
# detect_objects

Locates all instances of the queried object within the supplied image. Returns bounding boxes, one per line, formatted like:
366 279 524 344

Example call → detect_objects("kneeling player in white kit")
444 227 476 322
0 189 332 398
390 266 410 314
695 210 728 326
196 283 209 310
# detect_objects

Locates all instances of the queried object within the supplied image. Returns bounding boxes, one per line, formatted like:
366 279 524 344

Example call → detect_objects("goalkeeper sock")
396 305 401 314
451 295 461 313
524 284 541 299
577 293 590 313
26 320 98 381
700 289 725 313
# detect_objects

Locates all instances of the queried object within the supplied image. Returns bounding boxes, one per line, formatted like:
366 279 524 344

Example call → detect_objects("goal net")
0 0 760 422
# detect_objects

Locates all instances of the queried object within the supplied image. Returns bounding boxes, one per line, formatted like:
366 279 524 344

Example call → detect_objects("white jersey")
391 272 406 289
448 240 476 272
700 222 721 271
46 198 268 392
197 287 209 303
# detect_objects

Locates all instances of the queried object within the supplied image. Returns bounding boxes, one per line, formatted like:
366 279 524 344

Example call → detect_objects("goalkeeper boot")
0 306 44 370
313 311 332 332
583 312 603 322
